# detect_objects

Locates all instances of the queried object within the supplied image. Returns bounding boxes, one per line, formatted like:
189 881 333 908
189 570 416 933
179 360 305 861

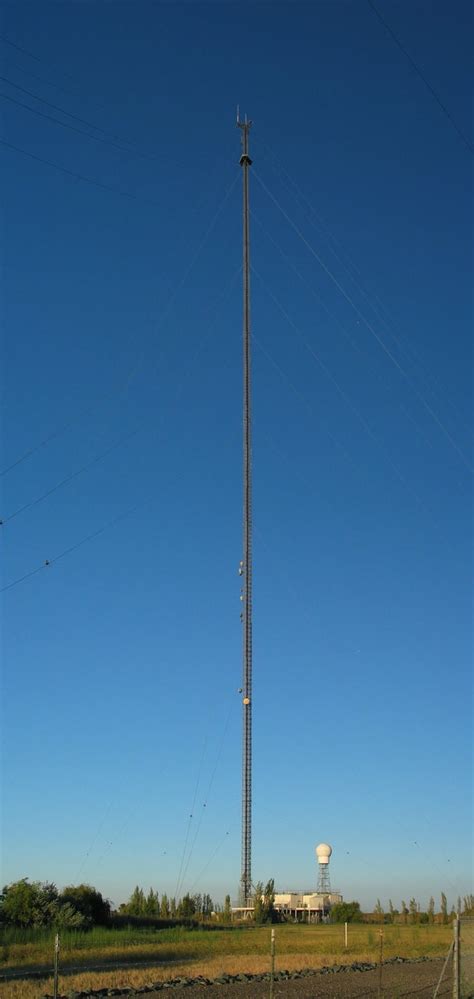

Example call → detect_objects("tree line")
0 880 110 929
2 879 471 930
118 887 218 920
332 894 474 924
0 878 276 929
0 880 223 930
120 879 277 924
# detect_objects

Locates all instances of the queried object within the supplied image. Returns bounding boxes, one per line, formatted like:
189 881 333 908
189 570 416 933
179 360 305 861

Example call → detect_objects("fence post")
53 932 60 999
378 927 384 998
433 939 454 999
269 927 275 999
344 921 348 949
453 915 460 999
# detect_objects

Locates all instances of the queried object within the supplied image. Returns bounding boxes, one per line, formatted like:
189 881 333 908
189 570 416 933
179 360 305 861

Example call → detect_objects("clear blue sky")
1 1 472 912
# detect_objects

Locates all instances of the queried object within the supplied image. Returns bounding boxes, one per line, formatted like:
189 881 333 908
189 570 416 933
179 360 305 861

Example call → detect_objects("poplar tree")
127 886 145 915
178 893 196 918
253 882 265 924
375 899 384 923
263 880 276 923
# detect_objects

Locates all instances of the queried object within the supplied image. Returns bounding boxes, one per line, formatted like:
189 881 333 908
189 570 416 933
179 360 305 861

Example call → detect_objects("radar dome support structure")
316 843 333 893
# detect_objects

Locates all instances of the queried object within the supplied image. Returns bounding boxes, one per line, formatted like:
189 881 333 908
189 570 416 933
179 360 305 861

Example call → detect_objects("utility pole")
238 109 252 906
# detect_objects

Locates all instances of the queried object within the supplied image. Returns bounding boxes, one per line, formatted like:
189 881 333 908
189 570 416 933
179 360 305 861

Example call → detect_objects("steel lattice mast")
238 110 253 906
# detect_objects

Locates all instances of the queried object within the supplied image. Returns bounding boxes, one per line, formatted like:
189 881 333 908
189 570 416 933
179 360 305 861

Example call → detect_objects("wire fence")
429 916 474 999
460 916 474 998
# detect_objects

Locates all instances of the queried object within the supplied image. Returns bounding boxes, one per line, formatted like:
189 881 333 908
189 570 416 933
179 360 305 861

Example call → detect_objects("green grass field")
0 923 455 999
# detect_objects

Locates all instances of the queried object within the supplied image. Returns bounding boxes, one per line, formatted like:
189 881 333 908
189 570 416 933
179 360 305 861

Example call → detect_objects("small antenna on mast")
237 108 252 133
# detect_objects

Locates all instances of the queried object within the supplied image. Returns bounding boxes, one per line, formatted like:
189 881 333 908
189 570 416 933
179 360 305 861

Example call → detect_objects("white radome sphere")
316 843 332 864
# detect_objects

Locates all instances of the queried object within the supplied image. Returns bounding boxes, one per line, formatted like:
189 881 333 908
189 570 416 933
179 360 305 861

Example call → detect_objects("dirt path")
0 958 193 982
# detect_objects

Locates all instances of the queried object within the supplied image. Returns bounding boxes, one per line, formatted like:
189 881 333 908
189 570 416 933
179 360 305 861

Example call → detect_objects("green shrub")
331 901 363 924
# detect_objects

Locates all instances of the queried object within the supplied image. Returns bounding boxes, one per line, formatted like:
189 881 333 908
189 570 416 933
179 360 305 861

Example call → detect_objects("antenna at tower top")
237 106 252 128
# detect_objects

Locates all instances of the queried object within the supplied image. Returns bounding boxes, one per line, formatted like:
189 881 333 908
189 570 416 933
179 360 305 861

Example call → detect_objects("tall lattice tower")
237 110 253 907
316 843 333 893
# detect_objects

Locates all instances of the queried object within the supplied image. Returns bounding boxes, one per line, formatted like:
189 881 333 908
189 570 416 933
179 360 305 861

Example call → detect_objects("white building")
273 889 343 922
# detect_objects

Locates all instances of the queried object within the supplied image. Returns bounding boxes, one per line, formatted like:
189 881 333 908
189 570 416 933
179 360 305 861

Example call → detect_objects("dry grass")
0 924 452 999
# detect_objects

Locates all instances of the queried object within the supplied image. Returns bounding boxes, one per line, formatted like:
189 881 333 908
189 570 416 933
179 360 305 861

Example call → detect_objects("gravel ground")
115 958 472 999
32 954 474 999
